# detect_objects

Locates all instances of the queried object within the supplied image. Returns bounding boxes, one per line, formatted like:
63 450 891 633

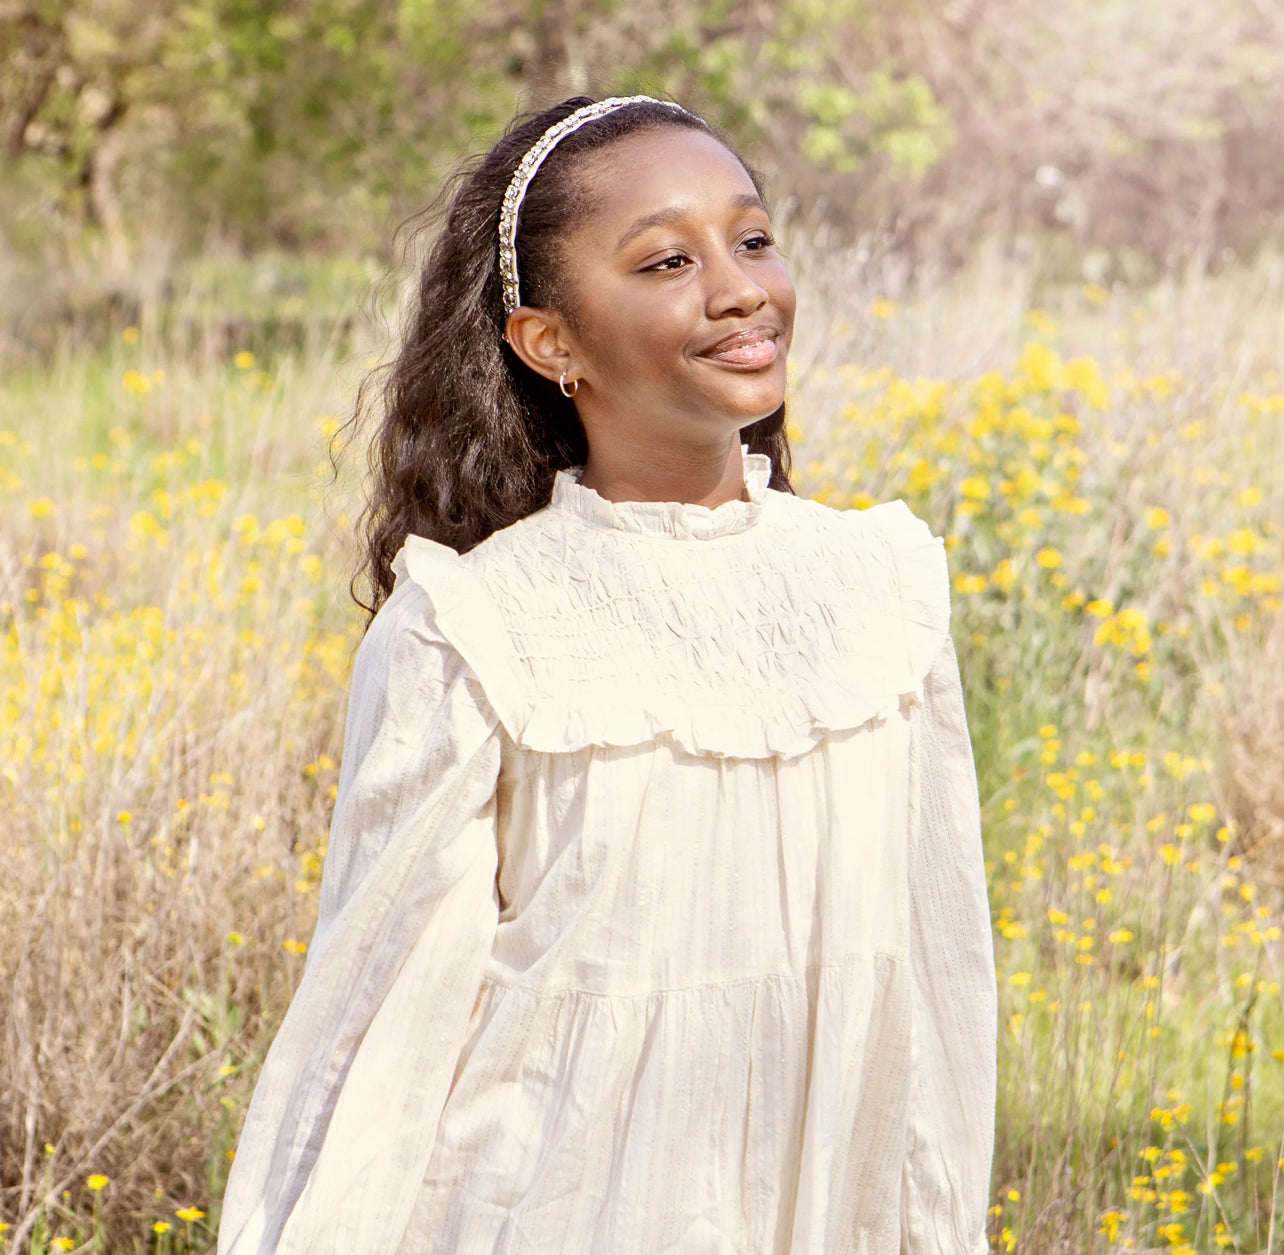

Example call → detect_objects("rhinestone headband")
498 95 694 318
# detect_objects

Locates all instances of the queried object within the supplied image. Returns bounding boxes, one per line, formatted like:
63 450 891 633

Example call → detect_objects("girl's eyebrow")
614 192 766 252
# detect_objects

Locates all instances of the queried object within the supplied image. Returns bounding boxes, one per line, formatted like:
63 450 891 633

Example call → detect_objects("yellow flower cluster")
2 342 368 1250
791 325 1284 1251
7 321 1283 1251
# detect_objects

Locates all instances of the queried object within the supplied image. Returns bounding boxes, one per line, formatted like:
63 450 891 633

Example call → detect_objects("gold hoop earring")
559 371 579 398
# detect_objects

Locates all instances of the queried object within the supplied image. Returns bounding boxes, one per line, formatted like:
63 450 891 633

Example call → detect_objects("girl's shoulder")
769 491 950 632
825 495 952 684
770 487 941 550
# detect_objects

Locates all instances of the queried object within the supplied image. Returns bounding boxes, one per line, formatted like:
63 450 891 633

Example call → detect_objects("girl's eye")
644 233 774 272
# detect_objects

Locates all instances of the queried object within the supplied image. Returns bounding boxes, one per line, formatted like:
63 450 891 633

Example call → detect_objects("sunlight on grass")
3 261 1283 1252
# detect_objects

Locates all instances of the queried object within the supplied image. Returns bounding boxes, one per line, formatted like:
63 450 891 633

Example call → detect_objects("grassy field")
2 252 1283 1253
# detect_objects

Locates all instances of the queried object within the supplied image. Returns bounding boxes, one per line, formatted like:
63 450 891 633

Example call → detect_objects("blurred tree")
1 0 1282 284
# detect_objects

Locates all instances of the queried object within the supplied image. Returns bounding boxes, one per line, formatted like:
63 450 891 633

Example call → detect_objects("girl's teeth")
712 338 776 365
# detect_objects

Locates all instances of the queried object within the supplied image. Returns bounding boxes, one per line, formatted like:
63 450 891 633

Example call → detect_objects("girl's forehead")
572 128 762 229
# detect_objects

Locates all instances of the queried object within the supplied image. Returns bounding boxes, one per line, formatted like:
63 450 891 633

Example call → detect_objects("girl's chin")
697 369 786 411
723 386 788 424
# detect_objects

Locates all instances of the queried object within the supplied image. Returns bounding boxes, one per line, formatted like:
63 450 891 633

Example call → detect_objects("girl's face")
510 127 796 455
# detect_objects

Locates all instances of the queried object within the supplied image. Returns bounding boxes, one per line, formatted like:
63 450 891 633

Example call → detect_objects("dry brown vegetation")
3 246 1284 1250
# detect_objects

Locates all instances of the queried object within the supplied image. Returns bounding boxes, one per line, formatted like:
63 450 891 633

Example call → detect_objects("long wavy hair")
344 94 796 621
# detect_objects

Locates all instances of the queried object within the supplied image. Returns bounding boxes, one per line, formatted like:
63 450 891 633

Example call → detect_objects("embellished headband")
498 95 695 319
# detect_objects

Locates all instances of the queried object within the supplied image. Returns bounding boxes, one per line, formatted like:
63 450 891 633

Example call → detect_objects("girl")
217 94 997 1255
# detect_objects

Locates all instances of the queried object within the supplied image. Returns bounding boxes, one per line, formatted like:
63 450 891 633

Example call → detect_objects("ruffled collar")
549 443 772 540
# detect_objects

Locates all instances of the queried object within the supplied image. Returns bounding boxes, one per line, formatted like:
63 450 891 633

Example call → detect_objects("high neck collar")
549 443 772 540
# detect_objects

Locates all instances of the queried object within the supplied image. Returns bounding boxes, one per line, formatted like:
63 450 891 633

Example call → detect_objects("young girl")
217 94 997 1255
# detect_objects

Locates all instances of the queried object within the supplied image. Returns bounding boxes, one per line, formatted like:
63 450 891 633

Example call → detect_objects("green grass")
3 251 1283 1253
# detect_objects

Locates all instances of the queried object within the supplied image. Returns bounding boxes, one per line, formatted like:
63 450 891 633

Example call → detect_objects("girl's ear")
505 306 578 385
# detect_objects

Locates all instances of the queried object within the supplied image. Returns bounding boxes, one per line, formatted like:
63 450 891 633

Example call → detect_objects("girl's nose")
704 249 769 318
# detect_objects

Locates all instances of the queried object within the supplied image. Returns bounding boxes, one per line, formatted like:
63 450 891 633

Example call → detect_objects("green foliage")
799 71 954 176
1 0 1282 285
0 0 959 259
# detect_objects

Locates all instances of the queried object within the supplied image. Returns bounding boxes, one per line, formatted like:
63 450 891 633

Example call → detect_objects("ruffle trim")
390 498 951 760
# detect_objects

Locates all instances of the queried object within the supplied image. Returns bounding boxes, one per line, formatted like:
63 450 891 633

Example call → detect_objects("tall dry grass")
1 309 371 1251
2 248 1283 1252
787 248 1284 1252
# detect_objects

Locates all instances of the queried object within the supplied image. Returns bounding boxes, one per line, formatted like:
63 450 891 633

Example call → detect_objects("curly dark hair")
343 94 796 621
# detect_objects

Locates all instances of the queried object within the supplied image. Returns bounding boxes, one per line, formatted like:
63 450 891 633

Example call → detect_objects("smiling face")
505 125 797 484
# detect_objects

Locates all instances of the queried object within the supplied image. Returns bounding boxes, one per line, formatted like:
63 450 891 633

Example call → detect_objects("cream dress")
217 443 997 1255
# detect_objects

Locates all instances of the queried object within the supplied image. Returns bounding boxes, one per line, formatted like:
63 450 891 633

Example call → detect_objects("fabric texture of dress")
217 442 998 1255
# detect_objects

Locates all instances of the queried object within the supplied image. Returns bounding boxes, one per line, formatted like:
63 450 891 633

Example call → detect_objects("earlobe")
505 306 574 387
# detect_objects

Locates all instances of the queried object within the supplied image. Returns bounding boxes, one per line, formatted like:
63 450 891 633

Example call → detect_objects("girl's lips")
697 331 780 368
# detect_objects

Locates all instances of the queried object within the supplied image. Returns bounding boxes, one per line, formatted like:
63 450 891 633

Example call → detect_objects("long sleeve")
900 633 998 1255
218 579 503 1255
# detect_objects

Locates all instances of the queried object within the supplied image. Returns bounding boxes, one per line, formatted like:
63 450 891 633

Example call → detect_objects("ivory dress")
217 443 998 1255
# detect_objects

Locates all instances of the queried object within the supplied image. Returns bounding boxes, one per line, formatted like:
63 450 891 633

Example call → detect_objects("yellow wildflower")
122 368 152 395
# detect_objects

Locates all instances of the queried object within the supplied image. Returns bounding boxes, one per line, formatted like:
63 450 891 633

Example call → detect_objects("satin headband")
498 96 695 319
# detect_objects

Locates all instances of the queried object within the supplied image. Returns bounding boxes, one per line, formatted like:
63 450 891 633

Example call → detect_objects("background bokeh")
5 0 1284 335
3 3 1284 1252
